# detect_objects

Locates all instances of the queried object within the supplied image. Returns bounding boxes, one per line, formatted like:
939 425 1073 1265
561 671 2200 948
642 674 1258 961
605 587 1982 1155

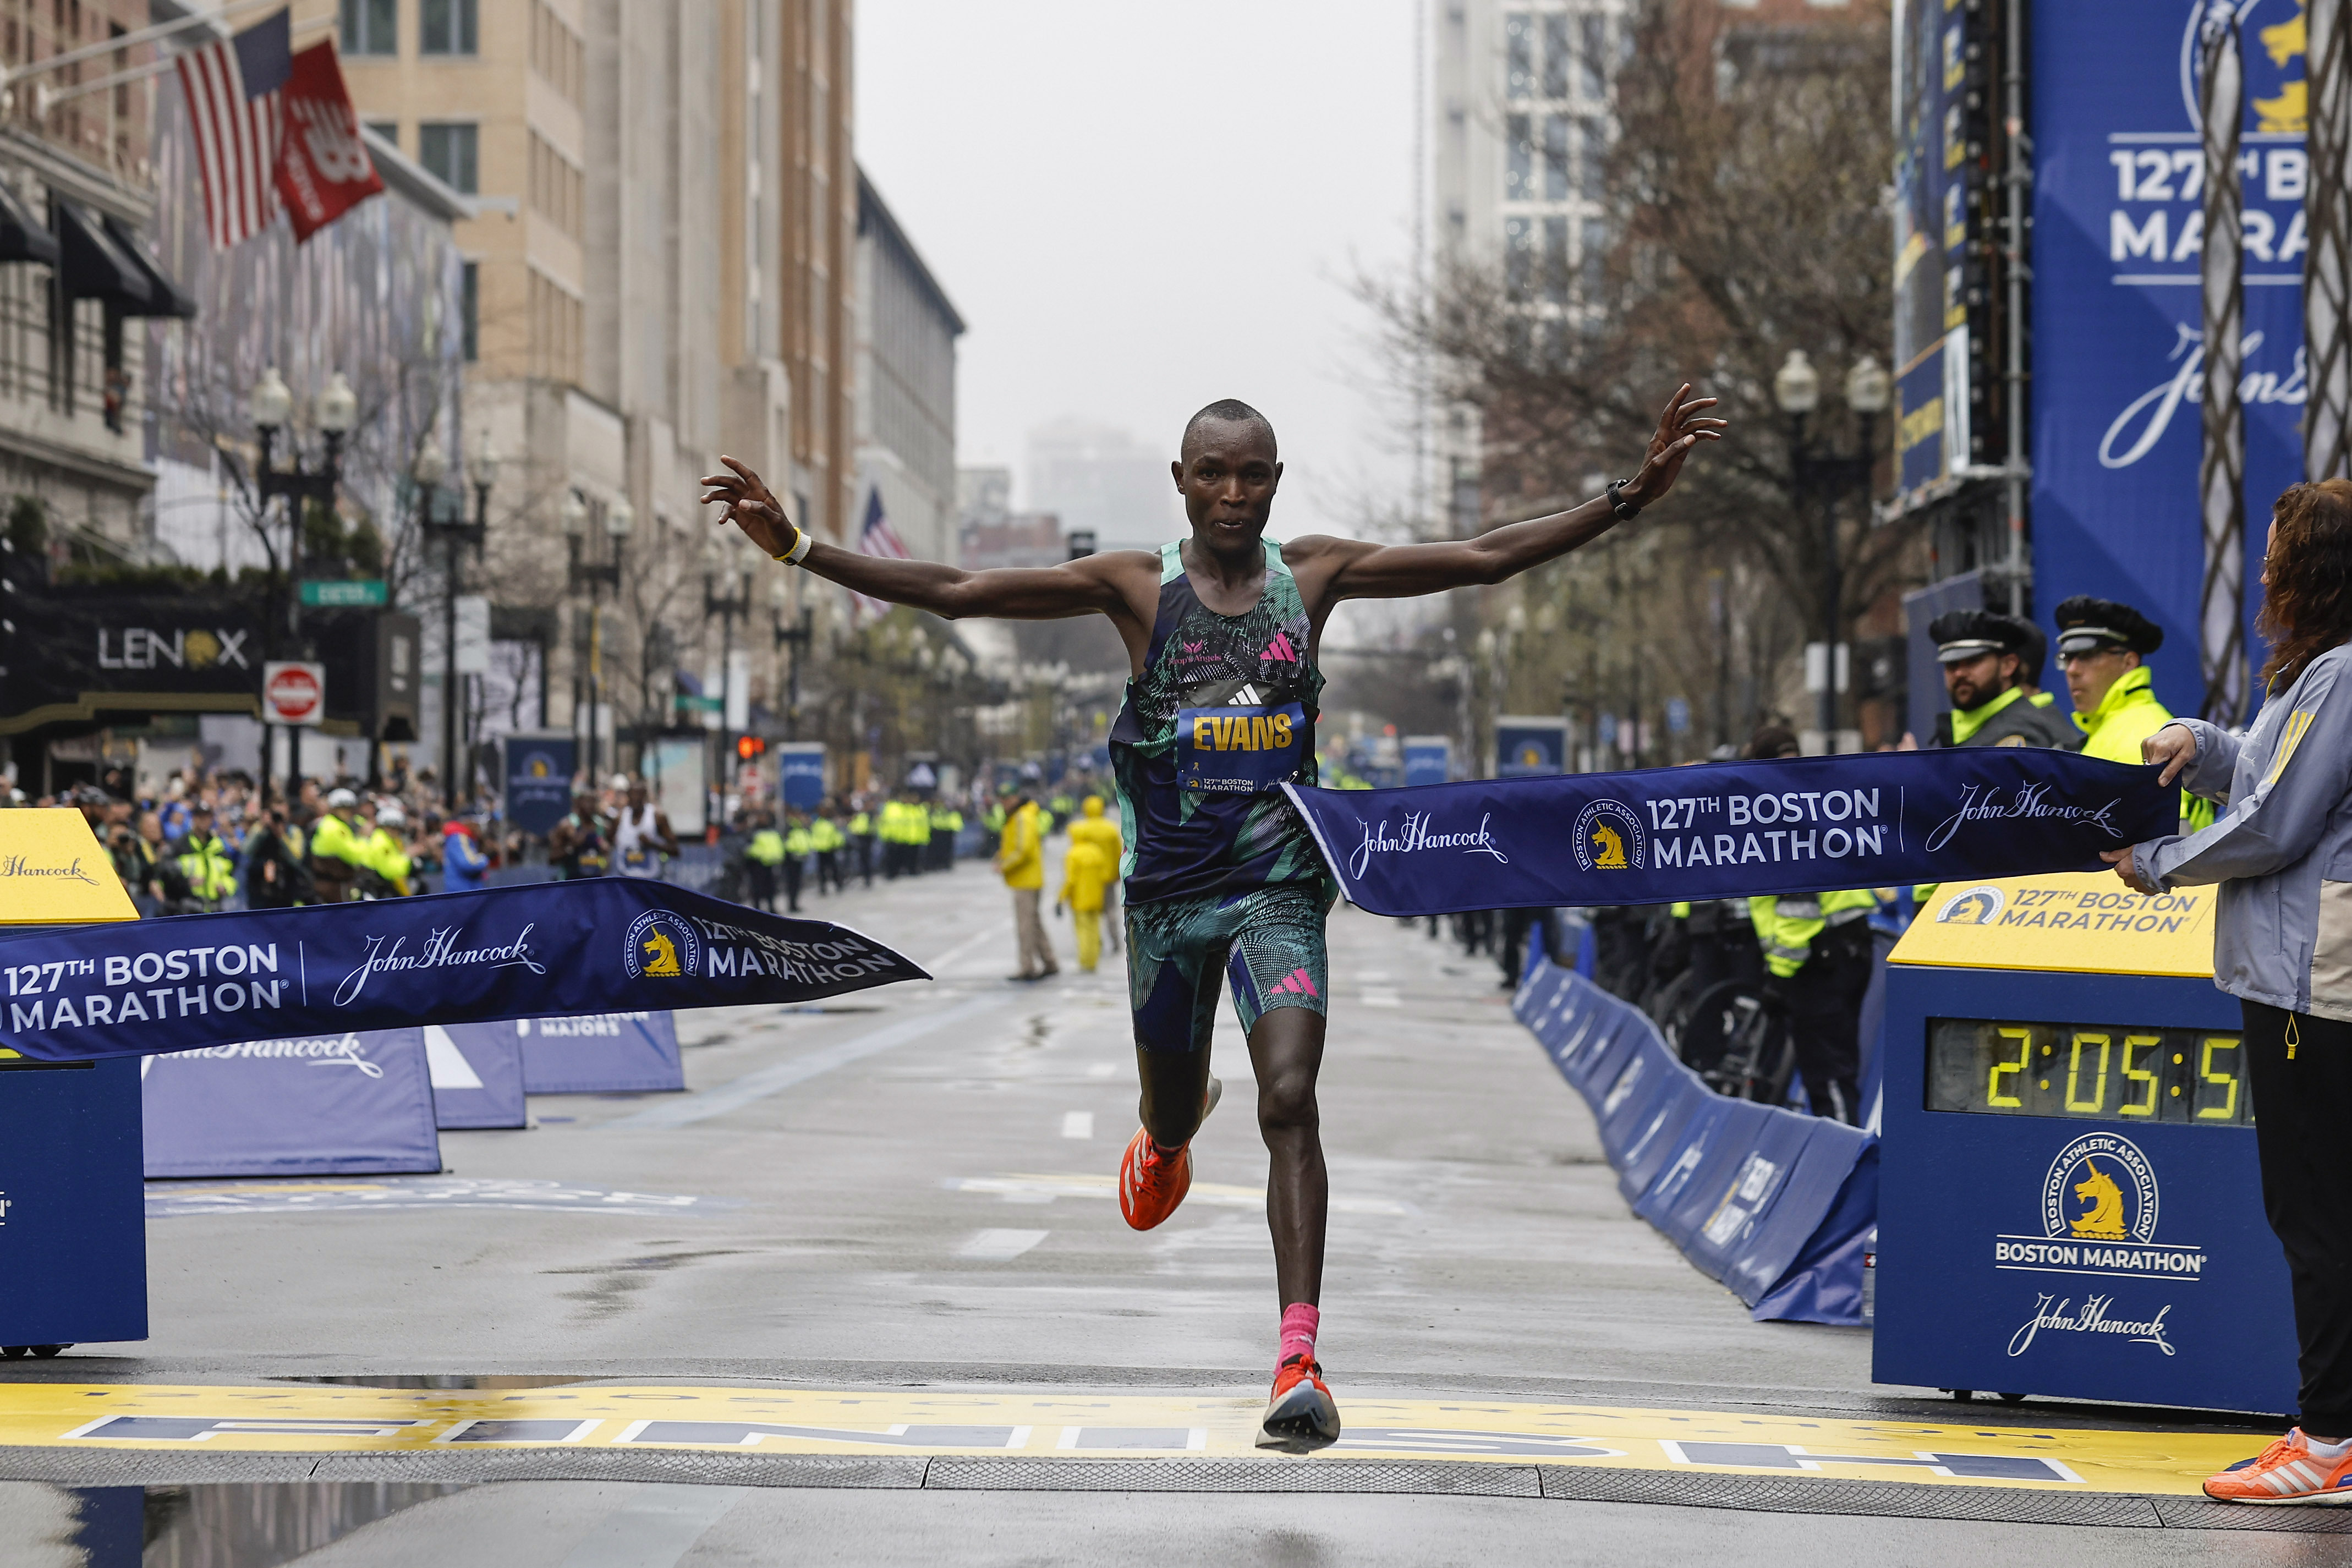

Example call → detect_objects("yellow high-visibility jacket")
1749 888 1878 978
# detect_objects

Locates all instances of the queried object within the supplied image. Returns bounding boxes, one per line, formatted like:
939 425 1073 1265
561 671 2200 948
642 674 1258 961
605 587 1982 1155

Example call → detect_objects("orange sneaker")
1256 1354 1342 1454
2203 1429 2352 1504
1115 1076 1221 1232
1119 1130 1191 1230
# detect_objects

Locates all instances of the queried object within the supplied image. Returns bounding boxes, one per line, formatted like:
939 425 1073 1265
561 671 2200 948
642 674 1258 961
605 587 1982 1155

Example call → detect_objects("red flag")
273 42 382 244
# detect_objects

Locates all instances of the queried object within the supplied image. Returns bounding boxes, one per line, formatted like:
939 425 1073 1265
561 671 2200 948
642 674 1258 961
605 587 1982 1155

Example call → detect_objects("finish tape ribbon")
0 880 928 1062
1284 749 2178 916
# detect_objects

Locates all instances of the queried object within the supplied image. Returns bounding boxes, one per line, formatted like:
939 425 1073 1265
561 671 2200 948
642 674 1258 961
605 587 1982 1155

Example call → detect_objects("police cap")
2053 595 2164 657
1929 608 2027 665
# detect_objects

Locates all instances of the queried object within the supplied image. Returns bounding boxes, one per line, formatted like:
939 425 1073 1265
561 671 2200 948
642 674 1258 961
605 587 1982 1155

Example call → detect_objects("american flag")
851 485 912 619
176 9 292 249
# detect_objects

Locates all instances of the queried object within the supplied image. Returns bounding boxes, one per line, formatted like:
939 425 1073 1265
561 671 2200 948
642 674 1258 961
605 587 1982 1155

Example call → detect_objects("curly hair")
2258 480 2352 689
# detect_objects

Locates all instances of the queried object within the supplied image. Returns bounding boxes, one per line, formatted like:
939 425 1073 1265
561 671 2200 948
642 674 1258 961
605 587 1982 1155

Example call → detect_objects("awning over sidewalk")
0 182 59 267
54 200 195 318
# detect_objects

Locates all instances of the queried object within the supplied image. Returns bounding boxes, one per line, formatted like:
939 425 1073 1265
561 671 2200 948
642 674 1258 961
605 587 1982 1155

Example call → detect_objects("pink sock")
1279 1302 1320 1368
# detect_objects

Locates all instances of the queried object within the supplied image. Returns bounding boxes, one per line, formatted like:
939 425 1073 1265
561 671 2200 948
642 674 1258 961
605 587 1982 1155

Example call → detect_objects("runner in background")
613 776 682 880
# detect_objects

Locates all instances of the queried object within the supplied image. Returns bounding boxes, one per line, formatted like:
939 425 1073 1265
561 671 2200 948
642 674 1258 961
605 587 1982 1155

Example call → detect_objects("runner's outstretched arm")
697 458 1142 621
1300 384 1724 601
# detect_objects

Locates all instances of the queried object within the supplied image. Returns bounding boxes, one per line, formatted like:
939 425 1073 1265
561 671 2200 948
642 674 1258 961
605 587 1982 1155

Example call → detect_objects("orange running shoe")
1115 1076 1222 1231
1256 1353 1342 1454
2203 1429 2352 1504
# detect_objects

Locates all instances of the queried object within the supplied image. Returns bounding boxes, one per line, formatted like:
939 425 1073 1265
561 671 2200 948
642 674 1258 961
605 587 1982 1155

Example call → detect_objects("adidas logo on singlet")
1229 683 1262 705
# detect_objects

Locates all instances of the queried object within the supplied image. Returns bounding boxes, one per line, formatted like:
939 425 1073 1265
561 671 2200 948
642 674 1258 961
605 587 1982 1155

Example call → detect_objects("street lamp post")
703 530 752 796
415 434 498 812
249 368 353 805
565 490 631 782
1773 349 1889 750
767 574 813 743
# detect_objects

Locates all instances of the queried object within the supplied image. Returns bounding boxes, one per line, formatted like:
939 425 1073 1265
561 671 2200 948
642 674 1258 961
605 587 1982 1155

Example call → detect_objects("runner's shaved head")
1182 399 1278 463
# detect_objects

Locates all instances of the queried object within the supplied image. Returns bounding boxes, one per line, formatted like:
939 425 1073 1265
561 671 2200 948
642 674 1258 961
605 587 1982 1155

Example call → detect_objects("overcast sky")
855 0 1419 537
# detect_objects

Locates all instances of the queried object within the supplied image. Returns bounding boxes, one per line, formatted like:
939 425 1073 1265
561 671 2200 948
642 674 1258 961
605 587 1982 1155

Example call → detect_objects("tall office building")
321 0 859 756
854 168 962 567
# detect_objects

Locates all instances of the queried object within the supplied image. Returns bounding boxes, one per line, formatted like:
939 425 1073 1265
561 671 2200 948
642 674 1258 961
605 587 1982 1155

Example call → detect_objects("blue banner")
1285 749 2173 916
0 880 925 1062
1494 718 1566 777
427 1022 528 1130
514 1010 684 1095
505 734 577 836
142 1027 442 1176
2033 0 2303 709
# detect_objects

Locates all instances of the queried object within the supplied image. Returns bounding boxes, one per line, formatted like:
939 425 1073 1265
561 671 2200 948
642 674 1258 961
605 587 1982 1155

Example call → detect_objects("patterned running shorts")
1125 879 1336 1053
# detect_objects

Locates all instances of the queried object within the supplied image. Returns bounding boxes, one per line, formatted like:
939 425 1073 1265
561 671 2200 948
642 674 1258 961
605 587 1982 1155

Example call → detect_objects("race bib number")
1178 703 1306 793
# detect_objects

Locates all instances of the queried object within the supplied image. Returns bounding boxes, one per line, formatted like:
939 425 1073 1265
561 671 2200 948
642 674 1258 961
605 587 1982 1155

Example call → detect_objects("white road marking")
1060 1111 1095 1139
1361 989 1402 1008
1086 1061 1119 1078
929 922 1013 974
958 1227 1049 1260
606 994 1008 1130
947 1174 1410 1216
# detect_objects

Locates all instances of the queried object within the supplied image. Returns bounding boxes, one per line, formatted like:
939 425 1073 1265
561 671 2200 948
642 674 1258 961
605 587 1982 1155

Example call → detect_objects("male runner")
700 386 1721 1452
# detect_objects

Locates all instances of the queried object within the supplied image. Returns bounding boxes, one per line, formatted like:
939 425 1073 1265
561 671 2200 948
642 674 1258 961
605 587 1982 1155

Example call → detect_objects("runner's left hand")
1618 384 1727 508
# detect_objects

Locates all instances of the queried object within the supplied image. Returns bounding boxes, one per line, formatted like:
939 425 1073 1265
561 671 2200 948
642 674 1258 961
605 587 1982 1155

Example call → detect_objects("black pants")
1780 920 1871 1124
816 849 840 894
746 862 777 913
856 838 875 886
782 858 804 913
2243 1000 2352 1435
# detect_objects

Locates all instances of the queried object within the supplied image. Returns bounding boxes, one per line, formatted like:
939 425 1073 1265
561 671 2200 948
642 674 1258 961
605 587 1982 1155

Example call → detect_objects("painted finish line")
0 1384 2256 1494
144 1177 741 1218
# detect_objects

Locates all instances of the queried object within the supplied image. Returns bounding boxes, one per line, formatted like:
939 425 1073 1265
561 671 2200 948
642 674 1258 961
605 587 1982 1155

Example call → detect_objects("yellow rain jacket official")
810 818 845 853
362 827 412 896
747 827 786 865
1749 889 1878 978
1067 796 1123 875
177 831 238 906
309 812 363 868
2075 665 2216 830
997 801 1044 891
1058 838 1112 913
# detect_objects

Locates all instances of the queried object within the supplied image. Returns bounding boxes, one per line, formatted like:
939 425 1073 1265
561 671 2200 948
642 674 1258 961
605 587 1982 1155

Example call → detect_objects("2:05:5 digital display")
1925 1017 2255 1128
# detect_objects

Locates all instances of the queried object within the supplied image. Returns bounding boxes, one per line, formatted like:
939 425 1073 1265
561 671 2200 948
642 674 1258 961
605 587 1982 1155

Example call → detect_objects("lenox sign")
94 626 250 671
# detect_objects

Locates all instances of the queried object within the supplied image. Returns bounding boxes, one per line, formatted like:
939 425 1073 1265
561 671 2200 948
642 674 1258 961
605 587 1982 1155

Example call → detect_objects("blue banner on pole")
0 880 925 1062
1286 749 2172 916
514 1010 684 1095
505 734 578 837
2031 1 2301 708
141 1028 442 1176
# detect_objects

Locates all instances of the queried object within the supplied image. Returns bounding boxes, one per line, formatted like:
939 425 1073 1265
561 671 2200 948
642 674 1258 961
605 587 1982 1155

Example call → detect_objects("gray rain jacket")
2141 642 2352 1019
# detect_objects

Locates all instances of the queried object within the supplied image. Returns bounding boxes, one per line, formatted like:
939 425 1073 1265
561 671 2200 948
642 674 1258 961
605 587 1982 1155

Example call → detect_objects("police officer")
1925 609 2079 748
810 805 845 895
929 799 960 872
781 810 812 912
307 788 366 903
176 805 239 911
1740 725 1875 1122
847 797 876 888
745 812 785 912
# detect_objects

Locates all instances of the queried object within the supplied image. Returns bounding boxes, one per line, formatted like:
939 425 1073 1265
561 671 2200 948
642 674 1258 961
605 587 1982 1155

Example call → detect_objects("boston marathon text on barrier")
1285 749 2179 917
0 879 927 1063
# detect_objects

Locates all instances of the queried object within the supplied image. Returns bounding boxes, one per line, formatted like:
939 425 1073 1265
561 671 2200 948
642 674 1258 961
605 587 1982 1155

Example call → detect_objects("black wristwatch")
1605 479 1643 521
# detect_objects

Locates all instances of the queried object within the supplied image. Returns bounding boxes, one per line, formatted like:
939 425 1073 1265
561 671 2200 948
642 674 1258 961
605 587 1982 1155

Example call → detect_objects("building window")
1544 216 1570 305
1505 216 1533 299
341 0 396 57
1582 218 1607 298
1543 13 1572 99
364 119 397 150
529 131 582 240
1504 12 1535 99
418 122 478 195
420 0 478 57
1580 14 1607 98
1505 113 1533 201
461 261 479 362
1544 114 1570 201
1580 117 1605 200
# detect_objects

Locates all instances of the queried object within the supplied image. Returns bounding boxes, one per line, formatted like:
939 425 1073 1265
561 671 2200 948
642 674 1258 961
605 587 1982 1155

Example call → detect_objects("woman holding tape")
2106 477 2352 1505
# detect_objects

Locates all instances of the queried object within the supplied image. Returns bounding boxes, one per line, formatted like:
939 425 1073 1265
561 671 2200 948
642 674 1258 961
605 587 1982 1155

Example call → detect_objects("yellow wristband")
773 528 812 565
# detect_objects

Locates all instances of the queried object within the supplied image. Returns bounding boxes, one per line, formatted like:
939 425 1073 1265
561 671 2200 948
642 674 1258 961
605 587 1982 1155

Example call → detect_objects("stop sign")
262 661 326 726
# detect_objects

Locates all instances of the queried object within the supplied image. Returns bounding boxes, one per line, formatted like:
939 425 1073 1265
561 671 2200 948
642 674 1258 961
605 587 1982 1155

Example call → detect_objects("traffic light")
736 736 765 760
